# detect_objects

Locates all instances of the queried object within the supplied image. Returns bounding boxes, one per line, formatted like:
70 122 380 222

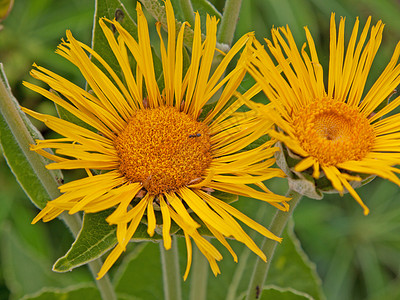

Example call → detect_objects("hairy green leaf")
53 208 165 273
53 209 118 272
0 64 61 209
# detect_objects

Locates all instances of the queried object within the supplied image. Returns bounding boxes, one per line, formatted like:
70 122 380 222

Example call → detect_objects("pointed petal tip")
363 206 370 216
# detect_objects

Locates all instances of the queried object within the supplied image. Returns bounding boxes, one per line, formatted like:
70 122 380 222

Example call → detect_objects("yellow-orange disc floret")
22 0 290 281
292 98 375 166
247 13 400 215
115 106 212 195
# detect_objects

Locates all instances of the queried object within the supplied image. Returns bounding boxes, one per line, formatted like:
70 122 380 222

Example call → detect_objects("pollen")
292 98 375 166
114 106 212 195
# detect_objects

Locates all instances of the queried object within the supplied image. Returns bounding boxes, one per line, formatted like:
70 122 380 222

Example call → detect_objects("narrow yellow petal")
160 196 172 249
147 199 156 237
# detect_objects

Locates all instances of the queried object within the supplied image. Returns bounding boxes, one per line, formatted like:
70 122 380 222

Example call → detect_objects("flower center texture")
292 98 375 166
114 106 212 195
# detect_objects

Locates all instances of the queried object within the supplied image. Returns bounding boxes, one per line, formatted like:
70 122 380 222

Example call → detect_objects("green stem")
217 0 242 45
0 65 60 209
0 66 116 300
189 242 209 300
160 237 182 300
87 257 117 300
226 204 268 300
245 190 302 300
180 0 195 26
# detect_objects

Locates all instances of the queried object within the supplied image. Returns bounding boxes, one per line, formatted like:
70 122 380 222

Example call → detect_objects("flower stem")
0 66 116 300
226 204 268 300
217 0 242 45
180 0 195 26
87 257 117 300
189 243 209 300
245 190 302 300
160 237 182 300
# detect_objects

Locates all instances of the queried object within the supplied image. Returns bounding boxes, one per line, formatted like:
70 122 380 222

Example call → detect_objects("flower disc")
114 106 212 195
292 98 375 166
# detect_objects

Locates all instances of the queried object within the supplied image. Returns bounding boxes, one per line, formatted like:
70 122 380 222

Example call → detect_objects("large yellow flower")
247 13 400 215
23 1 289 279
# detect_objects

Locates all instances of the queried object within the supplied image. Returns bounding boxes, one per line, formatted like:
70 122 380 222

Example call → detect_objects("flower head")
247 13 400 215
23 0 289 279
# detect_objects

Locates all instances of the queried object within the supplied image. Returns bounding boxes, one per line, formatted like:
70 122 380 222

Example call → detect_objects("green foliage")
1 222 90 300
202 197 324 299
295 178 400 300
92 0 138 81
1 0 400 299
0 65 61 209
53 210 118 273
0 0 93 94
55 99 97 133
268 221 325 300
191 0 222 19
1 224 63 299
114 242 164 299
257 286 314 300
21 284 101 300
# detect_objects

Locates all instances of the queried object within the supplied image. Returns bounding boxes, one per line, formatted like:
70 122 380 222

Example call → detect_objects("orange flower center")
114 106 212 195
292 98 375 165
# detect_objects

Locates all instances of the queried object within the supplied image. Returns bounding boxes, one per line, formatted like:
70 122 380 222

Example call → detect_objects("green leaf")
204 197 325 300
54 89 96 133
258 285 314 300
114 242 164 299
170 0 222 30
0 64 61 209
53 207 165 273
191 0 222 18
267 220 326 300
141 0 229 52
0 223 71 299
53 209 118 272
92 0 138 81
21 284 101 300
92 0 166 97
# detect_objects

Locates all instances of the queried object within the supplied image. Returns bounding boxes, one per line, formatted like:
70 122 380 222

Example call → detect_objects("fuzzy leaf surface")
53 209 118 272
53 208 164 272
0 65 61 209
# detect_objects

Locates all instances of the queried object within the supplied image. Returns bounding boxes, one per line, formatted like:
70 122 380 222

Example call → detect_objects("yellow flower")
23 0 289 279
247 13 400 215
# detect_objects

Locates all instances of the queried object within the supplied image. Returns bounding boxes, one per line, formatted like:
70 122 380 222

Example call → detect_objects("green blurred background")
1 0 400 299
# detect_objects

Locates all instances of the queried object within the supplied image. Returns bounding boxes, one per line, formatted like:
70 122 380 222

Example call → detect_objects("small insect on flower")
23 0 289 280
